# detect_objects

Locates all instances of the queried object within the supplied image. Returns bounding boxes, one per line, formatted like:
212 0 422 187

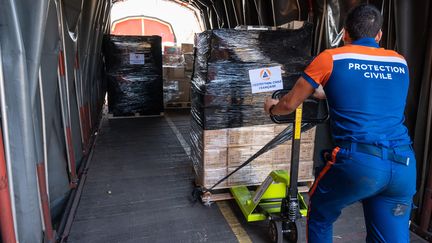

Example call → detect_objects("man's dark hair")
344 4 383 41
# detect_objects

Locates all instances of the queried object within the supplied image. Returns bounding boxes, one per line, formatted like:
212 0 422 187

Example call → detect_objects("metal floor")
68 110 426 243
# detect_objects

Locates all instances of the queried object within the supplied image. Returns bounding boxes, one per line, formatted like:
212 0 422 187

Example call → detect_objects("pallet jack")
194 89 328 243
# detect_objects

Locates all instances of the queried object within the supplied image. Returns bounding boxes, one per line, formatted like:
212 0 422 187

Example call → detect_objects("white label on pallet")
129 53 145 65
248 66 283 94
247 26 270 31
252 175 274 204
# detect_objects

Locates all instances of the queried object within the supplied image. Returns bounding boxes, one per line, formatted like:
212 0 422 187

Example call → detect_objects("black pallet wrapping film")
104 35 163 116
190 24 319 187
191 24 314 130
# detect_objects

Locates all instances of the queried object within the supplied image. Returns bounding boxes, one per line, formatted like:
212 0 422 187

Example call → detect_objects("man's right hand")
264 97 279 114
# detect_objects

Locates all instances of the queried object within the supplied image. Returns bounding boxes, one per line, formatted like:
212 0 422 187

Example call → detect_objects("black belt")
337 142 412 166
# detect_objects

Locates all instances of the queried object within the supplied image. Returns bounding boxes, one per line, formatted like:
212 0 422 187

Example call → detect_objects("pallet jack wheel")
283 220 302 243
269 220 283 243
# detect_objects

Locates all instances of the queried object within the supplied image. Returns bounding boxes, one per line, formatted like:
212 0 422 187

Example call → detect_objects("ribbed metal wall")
0 0 110 242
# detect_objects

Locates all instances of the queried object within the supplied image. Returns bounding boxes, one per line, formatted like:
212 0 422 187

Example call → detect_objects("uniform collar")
352 38 379 48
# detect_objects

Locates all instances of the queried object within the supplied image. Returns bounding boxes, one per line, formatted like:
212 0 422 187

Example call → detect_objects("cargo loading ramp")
67 111 426 243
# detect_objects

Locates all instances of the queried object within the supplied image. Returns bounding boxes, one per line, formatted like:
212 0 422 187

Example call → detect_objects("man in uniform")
264 4 416 243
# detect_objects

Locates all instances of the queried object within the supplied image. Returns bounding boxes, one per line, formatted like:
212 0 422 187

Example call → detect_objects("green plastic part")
230 170 308 222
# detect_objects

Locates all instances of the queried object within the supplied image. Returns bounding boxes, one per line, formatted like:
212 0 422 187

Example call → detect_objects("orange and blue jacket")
302 37 411 147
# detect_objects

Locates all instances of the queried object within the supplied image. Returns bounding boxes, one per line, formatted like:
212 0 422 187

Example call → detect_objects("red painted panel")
111 18 175 43
0 128 17 243
143 19 175 43
112 19 143 35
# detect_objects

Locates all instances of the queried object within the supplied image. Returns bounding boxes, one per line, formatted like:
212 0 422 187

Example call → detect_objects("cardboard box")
184 53 194 71
164 46 181 55
185 71 193 79
274 125 316 143
198 154 314 188
252 125 276 144
203 129 228 148
177 79 190 102
249 165 272 184
228 128 253 146
181 43 194 54
272 161 314 181
228 125 274 147
164 66 185 79
199 162 313 188
273 144 291 165
227 166 252 186
301 127 316 142
227 146 272 167
278 21 305 30
163 78 190 102
163 54 184 65
272 163 290 172
272 161 313 180
197 123 316 188
272 142 315 165
274 124 292 146
198 168 227 188
298 161 314 180
203 148 227 169
163 79 180 103
299 142 315 161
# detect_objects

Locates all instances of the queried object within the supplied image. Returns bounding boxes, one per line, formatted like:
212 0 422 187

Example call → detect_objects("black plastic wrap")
163 80 181 103
191 23 313 130
104 35 163 116
190 24 320 188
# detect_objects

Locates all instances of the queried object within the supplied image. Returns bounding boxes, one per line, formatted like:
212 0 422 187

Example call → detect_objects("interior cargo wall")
0 0 110 242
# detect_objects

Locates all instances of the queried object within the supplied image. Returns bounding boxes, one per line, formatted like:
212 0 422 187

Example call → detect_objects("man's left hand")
264 97 279 114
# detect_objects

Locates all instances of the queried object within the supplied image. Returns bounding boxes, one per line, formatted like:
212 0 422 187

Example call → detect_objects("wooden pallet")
199 178 315 205
198 177 315 192
107 112 164 119
164 102 191 109
201 190 233 205
298 178 315 193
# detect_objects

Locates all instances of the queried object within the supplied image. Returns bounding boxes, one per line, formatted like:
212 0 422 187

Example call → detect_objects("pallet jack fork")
230 170 308 222
230 169 308 242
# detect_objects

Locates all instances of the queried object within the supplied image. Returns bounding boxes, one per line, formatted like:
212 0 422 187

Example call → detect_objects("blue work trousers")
307 145 416 243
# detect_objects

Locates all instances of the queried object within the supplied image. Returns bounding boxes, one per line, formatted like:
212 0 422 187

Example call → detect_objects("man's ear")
375 30 383 43
343 29 352 44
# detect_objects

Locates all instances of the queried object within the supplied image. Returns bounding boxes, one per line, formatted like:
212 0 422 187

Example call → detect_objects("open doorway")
111 0 203 45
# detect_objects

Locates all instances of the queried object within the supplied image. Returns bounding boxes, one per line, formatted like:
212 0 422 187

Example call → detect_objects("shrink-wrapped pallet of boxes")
103 35 163 116
163 46 183 66
163 43 195 107
181 43 194 72
163 65 191 106
163 66 186 102
190 23 318 189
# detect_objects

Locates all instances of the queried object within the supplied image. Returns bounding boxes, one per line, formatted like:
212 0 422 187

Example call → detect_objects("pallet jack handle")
285 104 303 221
270 89 329 222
